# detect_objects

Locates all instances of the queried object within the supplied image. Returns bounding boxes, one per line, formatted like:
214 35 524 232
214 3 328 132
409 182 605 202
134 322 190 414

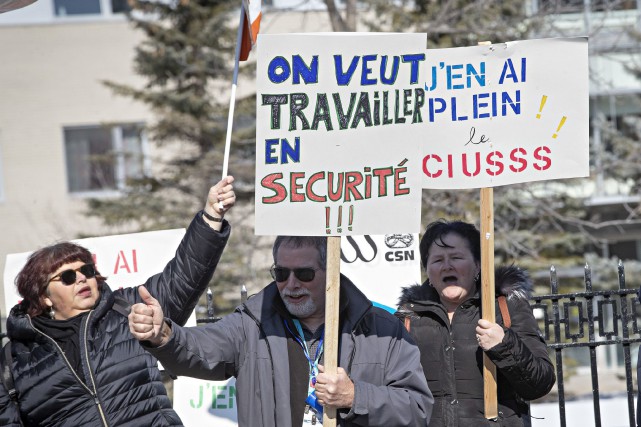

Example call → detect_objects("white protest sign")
255 33 426 236
340 234 421 312
173 377 238 427
420 37 589 189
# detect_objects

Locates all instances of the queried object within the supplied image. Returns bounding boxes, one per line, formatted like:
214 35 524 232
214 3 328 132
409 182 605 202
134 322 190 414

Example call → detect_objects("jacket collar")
8 282 115 340
398 264 533 309
241 273 372 332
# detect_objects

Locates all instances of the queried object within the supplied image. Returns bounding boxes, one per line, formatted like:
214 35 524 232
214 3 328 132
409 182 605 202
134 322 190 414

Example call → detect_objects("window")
54 0 101 16
64 124 148 194
53 0 130 16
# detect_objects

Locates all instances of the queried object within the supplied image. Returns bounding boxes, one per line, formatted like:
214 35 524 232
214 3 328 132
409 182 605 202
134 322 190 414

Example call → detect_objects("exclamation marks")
536 95 568 140
536 95 547 119
325 205 354 234
325 206 331 234
552 116 567 139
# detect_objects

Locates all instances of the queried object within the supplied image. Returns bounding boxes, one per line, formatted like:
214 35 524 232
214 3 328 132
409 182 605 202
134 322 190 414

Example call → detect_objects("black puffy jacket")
0 213 230 426
397 266 555 427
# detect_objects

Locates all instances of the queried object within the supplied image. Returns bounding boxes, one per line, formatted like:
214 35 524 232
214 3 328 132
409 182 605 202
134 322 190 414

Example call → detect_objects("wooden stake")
322 236 341 426
480 187 498 419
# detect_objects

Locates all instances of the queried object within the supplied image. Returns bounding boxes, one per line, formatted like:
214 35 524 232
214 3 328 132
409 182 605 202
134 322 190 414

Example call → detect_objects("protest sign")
340 233 420 311
255 33 426 236
173 377 238 427
420 37 589 189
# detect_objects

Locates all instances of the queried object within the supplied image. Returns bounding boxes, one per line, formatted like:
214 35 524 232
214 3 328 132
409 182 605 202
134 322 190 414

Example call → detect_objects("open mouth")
285 294 308 303
442 275 459 284
77 286 92 297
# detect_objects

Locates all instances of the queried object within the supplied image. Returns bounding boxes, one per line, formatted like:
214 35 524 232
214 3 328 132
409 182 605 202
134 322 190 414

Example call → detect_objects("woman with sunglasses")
0 176 235 427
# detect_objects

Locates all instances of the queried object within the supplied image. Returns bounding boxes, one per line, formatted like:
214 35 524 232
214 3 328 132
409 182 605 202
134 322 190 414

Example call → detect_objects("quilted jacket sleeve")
486 296 555 400
126 212 231 326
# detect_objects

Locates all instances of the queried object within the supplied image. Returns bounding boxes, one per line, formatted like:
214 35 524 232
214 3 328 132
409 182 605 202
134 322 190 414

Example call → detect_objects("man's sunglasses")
49 264 97 286
270 265 319 283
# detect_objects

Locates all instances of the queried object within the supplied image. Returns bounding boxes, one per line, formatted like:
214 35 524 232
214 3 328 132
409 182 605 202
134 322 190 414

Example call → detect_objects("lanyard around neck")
285 319 324 385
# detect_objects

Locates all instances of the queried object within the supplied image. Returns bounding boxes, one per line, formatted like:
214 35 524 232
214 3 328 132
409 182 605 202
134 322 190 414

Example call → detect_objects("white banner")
255 33 426 236
340 234 421 312
421 37 589 189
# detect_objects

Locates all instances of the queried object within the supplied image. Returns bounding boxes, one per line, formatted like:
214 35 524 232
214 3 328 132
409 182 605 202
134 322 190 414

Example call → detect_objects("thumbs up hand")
129 286 170 347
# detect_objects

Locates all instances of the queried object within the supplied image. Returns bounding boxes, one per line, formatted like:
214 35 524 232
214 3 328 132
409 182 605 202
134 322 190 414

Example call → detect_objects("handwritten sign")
255 33 426 236
420 37 589 189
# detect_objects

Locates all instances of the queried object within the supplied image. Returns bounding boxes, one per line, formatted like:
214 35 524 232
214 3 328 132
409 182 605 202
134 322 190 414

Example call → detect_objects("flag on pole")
239 0 262 61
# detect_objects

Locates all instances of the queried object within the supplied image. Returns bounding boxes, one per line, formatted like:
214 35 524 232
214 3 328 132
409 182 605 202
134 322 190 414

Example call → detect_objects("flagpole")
221 5 245 180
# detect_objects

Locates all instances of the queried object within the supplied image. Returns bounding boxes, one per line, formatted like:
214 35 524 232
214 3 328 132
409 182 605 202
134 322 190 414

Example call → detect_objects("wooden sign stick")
480 187 498 419
323 235 341 426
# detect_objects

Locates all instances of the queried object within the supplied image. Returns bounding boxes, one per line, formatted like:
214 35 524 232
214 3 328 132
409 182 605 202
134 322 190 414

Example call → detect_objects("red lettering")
485 151 504 176
344 172 364 202
533 146 552 170
422 154 443 178
261 173 287 204
509 147 527 172
113 250 131 274
372 167 393 197
327 172 344 202
394 167 409 195
463 152 482 177
290 172 305 202
305 172 326 202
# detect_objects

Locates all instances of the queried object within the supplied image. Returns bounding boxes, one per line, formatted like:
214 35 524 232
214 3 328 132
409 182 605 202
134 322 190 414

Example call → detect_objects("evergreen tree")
93 0 264 314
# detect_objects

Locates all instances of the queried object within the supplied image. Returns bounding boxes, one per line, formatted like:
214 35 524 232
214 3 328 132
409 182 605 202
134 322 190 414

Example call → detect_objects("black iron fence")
531 261 641 427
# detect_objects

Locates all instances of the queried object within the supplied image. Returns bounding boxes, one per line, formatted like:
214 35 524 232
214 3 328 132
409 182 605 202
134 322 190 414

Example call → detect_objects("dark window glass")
54 0 101 16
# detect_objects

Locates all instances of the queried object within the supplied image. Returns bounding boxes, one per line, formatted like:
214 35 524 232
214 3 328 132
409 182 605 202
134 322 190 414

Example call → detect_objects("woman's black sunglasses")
49 264 97 286
270 265 319 283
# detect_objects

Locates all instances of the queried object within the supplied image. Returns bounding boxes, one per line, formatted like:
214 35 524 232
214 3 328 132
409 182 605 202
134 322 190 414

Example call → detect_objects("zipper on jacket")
82 311 110 427
28 314 109 426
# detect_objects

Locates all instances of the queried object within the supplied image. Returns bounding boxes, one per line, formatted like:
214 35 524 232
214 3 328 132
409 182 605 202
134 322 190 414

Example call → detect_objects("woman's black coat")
0 213 229 426
397 266 555 427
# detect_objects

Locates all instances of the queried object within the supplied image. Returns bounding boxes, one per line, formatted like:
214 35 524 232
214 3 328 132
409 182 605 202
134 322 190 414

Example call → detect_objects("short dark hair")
15 242 106 317
419 220 481 269
272 236 327 269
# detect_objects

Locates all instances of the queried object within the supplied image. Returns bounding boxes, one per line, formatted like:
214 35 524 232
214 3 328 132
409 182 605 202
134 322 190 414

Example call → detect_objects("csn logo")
384 234 415 262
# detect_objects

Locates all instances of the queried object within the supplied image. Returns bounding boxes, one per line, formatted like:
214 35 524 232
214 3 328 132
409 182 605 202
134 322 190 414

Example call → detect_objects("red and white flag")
239 0 261 61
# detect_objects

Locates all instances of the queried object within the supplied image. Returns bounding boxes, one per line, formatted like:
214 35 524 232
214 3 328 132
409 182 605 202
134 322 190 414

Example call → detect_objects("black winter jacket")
0 213 230 427
397 266 555 427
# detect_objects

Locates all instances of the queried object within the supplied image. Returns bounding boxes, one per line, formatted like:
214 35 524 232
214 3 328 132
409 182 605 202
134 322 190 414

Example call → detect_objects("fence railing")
530 261 641 427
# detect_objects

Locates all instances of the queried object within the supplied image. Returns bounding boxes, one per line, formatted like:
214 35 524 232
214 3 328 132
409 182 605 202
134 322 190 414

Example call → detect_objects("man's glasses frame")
270 265 320 283
49 263 97 286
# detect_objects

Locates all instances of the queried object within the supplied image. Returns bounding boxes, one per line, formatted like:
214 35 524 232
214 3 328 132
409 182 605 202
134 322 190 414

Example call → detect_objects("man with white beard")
129 236 433 427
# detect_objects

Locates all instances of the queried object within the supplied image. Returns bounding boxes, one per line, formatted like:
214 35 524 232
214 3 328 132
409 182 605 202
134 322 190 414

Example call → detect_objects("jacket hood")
397 264 532 307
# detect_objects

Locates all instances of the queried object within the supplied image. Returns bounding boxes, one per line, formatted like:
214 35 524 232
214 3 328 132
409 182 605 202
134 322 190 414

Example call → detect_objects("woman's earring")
474 271 480 282
49 307 55 319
